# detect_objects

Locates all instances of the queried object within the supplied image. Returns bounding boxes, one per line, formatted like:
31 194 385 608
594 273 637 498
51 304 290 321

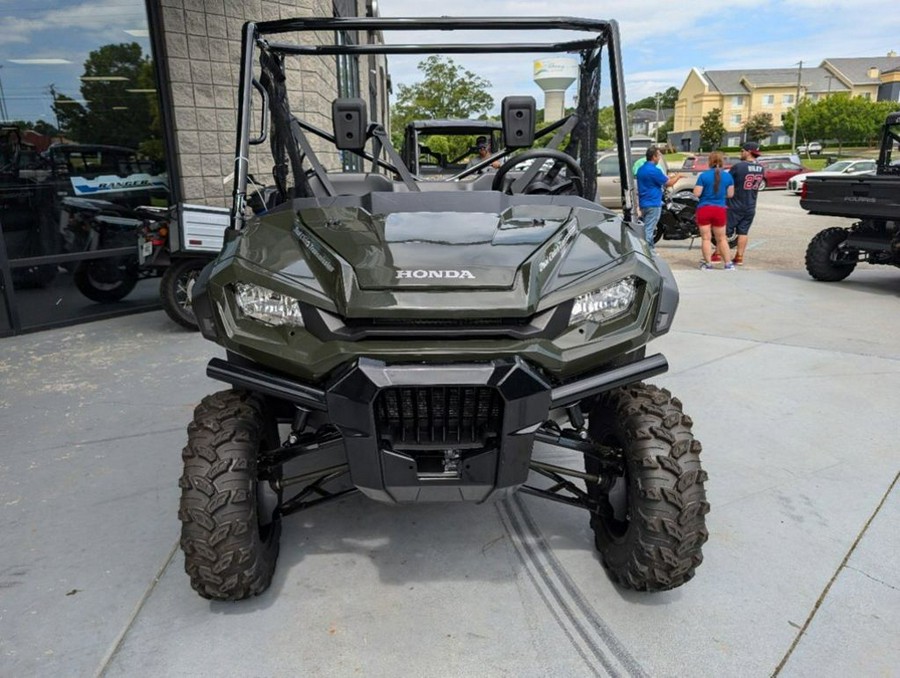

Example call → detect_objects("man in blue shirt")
635 146 681 251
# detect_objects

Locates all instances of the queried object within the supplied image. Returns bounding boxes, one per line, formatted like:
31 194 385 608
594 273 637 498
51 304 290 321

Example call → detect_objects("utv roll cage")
877 111 900 174
231 17 636 227
401 120 504 176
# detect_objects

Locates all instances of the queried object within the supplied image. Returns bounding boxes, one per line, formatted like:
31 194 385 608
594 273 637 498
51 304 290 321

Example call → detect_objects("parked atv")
400 119 503 177
181 16 708 601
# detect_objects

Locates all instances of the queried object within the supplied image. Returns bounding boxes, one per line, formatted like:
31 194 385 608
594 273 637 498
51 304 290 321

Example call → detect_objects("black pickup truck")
801 111 900 281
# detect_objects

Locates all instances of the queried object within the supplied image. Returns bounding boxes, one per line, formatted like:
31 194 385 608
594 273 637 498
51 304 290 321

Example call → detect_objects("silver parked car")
595 151 671 209
787 159 877 194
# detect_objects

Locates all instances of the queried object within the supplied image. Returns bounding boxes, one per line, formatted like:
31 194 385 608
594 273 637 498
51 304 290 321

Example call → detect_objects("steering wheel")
491 149 586 198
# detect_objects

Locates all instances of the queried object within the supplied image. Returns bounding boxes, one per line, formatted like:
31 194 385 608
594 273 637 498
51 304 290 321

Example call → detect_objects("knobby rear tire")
805 227 857 282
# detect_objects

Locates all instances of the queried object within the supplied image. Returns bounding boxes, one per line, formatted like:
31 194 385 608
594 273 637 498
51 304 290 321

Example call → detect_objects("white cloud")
378 0 900 105
0 0 146 47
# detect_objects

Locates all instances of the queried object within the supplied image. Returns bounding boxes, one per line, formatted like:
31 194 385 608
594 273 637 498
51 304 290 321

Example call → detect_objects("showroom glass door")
0 0 169 335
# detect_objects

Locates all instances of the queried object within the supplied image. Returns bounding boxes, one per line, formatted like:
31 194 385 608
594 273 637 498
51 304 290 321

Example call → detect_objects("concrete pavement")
1 265 898 678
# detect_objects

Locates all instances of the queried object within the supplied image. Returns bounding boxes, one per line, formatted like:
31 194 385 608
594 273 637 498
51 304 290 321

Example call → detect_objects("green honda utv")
181 15 708 601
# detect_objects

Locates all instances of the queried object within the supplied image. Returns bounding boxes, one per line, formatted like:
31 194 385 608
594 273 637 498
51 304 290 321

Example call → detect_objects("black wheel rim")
257 477 281 538
256 428 282 539
87 261 131 290
596 433 631 540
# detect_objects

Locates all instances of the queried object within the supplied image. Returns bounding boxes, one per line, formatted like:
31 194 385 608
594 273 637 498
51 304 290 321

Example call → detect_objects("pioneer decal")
70 173 169 196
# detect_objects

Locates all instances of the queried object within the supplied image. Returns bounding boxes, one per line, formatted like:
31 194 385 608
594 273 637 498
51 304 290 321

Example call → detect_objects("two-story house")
630 107 674 138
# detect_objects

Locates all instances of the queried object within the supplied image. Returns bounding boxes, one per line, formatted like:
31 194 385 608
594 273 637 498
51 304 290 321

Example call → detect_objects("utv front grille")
374 386 503 451
347 317 529 329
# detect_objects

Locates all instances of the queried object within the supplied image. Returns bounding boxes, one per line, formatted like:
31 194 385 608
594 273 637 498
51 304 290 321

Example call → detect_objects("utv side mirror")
501 96 536 149
332 98 368 151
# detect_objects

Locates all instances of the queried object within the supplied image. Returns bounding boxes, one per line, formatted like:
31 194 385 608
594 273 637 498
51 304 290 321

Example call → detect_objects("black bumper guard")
205 353 668 503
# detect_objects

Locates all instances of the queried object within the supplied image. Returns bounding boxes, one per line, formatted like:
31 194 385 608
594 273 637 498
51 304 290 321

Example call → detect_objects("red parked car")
681 154 737 170
756 158 810 190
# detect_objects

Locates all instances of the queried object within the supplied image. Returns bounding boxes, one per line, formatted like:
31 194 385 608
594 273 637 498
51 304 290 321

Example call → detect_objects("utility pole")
0 66 9 122
791 60 802 153
654 92 661 142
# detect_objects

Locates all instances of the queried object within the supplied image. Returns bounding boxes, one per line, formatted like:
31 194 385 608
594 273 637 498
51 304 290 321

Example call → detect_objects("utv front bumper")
207 353 667 503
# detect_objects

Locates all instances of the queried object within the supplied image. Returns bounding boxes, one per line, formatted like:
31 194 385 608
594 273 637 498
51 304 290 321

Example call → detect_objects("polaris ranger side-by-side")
802 111 900 281
181 16 708 601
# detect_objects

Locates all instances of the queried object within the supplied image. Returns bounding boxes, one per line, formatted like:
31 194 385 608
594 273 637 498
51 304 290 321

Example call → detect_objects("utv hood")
228 193 643 318
297 205 576 290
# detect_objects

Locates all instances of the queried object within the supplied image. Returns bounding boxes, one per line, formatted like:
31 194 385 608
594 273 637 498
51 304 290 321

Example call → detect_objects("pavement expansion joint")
93 540 180 678
772 470 900 676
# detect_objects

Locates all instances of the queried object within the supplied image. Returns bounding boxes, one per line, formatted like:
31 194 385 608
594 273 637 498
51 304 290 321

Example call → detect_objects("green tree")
596 105 616 147
51 43 158 151
699 108 725 151
741 112 775 143
869 101 899 146
784 95 893 153
391 56 494 156
51 87 87 137
816 94 869 153
628 86 679 112
656 117 673 144
661 86 679 110
781 97 820 145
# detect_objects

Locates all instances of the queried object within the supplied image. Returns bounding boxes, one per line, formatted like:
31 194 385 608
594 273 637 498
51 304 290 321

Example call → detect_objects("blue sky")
378 0 900 109
0 0 897 124
0 0 151 123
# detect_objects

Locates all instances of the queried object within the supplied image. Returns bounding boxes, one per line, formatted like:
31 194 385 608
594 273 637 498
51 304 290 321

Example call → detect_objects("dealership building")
0 0 387 335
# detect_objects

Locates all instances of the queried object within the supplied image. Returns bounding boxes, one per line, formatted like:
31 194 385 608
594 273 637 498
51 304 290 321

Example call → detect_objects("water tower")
533 58 578 122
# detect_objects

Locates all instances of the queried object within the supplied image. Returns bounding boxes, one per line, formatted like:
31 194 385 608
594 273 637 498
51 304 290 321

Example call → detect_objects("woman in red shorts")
693 151 736 270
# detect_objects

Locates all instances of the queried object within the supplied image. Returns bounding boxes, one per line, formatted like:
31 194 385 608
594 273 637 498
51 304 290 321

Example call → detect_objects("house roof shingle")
823 56 900 84
630 107 674 122
703 67 850 94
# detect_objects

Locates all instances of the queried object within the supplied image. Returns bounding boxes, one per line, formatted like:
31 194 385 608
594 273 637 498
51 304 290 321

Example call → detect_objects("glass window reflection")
0 0 169 332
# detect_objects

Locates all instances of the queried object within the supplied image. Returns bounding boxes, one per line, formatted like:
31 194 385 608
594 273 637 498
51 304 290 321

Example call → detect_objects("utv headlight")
570 276 637 325
233 282 304 327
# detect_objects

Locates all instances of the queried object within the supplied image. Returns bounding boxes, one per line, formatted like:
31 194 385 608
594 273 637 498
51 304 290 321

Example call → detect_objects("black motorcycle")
655 189 738 250
60 197 144 303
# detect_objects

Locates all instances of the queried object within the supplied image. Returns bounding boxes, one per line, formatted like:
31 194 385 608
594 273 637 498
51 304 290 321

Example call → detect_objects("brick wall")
158 0 350 207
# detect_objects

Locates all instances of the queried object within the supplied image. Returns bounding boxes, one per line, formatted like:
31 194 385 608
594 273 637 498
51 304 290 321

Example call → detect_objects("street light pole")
791 60 802 153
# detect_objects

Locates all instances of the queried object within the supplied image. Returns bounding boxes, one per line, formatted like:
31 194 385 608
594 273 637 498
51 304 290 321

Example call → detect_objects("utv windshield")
230 17 635 227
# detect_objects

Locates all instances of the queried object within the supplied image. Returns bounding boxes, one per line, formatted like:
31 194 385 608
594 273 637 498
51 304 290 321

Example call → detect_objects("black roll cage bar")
231 16 636 229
